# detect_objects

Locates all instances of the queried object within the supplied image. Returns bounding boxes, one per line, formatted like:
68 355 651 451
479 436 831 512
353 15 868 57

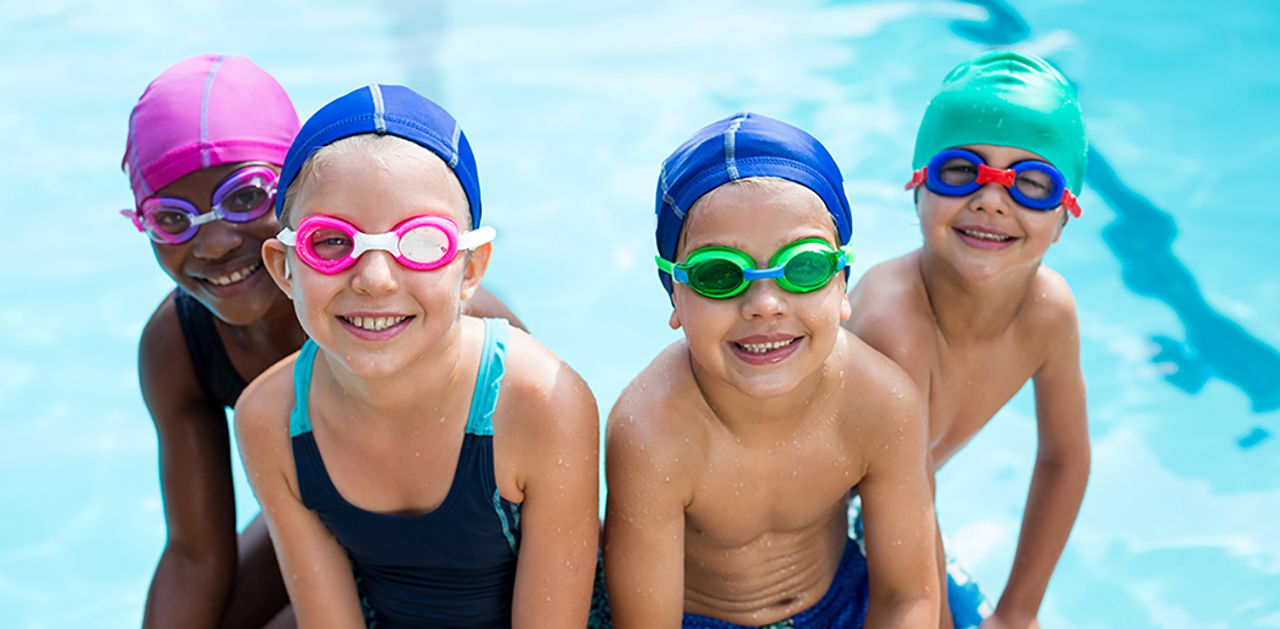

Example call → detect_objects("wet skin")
136 162 524 629
604 180 939 629
236 143 597 628
844 145 1090 629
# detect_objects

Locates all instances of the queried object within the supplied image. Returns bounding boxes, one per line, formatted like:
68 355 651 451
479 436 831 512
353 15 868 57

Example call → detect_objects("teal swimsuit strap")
466 318 509 437
290 339 321 438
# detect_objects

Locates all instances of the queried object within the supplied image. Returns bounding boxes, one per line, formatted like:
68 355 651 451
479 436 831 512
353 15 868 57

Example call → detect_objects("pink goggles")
121 166 278 244
277 214 496 275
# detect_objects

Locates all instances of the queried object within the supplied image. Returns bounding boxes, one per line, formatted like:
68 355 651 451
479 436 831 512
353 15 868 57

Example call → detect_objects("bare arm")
234 361 366 629
986 296 1090 629
139 296 239 629
857 376 940 629
602 398 689 629
507 355 600 628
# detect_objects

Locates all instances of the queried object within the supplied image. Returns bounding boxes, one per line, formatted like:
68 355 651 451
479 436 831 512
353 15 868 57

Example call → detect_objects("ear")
262 239 294 299
668 299 683 330
1051 211 1066 244
459 241 492 302
839 289 852 321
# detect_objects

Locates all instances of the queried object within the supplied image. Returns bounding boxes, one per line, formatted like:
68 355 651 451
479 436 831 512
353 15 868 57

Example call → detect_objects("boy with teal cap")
845 51 1091 629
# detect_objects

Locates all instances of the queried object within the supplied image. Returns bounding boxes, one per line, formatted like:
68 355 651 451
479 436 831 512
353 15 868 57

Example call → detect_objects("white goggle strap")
276 228 297 246
351 231 402 258
457 226 496 251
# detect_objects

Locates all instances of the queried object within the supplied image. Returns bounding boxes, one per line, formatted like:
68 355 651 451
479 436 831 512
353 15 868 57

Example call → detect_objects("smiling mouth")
957 228 1015 242
339 315 412 332
735 338 798 354
204 260 262 286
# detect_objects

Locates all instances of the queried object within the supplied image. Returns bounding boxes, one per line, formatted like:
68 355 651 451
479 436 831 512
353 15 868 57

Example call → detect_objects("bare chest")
928 339 1041 464
685 429 860 546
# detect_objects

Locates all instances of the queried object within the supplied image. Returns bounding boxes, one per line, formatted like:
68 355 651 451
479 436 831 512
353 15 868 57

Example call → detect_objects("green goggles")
656 238 855 299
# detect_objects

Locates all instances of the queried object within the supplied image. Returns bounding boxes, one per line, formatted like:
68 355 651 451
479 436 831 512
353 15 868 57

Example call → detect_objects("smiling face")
262 135 488 380
917 144 1065 285
670 178 851 399
147 161 282 325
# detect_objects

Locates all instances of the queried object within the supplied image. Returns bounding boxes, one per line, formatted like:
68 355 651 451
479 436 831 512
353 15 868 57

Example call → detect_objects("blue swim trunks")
847 494 993 629
682 539 868 629
590 540 868 629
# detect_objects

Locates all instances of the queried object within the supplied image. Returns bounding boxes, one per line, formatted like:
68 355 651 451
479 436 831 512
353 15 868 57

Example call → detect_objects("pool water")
1 1 1277 627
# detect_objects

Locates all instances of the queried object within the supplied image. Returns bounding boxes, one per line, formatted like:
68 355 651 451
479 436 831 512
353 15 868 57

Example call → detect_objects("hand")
977 609 1039 629
979 614 1040 629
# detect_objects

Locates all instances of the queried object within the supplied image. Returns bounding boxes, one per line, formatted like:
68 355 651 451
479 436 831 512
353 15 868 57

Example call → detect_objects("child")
123 54 522 628
843 51 1091 629
234 84 599 628
603 112 939 628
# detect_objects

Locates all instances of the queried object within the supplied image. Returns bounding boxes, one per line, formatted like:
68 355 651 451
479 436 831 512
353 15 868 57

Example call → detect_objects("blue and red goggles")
905 148 1081 219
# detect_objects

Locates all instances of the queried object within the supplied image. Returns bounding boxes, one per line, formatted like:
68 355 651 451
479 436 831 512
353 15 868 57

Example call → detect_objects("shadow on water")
943 0 1280 429
950 0 1029 46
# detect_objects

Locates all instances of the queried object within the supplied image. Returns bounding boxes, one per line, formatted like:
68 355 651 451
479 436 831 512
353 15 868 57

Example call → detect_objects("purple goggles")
121 166 278 244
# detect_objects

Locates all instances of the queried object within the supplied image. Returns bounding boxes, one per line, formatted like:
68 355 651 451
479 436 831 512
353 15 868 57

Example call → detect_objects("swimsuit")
291 318 522 628
173 289 247 408
589 539 870 629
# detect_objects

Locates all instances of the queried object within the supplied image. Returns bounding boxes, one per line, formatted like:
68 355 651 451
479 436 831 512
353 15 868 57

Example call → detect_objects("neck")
318 317 470 425
917 248 1039 343
689 337 841 442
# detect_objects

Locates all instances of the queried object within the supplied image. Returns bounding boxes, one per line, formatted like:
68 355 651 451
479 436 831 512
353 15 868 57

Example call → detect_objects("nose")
969 182 1013 216
189 217 243 261
350 250 400 296
739 277 788 321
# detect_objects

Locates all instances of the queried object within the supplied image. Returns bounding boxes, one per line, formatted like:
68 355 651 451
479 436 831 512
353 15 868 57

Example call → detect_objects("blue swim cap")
275 84 481 226
655 112 852 294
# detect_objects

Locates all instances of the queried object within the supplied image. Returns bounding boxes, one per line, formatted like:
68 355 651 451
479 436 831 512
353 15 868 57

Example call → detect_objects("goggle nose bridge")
350 231 403 259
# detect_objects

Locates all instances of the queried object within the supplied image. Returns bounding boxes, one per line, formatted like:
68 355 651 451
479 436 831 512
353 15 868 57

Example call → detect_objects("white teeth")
737 339 795 354
345 315 409 332
207 260 261 286
960 229 1013 242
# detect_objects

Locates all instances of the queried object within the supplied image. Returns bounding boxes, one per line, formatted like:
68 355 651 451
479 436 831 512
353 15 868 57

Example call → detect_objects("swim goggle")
121 166 278 244
656 238 854 299
277 214 496 275
905 148 1081 218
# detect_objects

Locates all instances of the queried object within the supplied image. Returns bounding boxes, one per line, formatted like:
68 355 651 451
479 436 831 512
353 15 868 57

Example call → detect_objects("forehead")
293 140 468 225
958 143 1052 168
679 179 837 253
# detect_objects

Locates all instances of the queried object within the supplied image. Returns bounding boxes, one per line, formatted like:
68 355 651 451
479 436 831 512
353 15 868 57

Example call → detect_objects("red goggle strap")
120 208 145 232
976 164 1016 188
905 167 927 191
1062 189 1081 219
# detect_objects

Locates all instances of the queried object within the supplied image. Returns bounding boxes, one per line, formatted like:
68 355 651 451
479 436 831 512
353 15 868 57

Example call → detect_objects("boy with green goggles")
655 237 855 299
603 112 939 629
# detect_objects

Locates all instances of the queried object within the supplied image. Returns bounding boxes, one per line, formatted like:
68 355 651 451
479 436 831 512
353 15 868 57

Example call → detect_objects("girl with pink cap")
122 53 522 628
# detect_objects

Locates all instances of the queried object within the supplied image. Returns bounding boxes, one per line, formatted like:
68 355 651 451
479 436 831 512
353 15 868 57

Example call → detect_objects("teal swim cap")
912 50 1086 194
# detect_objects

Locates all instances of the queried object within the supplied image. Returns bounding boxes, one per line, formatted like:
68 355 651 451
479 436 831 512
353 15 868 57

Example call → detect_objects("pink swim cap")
122 53 300 207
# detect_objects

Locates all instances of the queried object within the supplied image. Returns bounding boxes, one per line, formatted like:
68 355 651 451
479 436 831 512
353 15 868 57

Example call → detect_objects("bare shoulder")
1020 265 1081 347
606 341 703 479
845 252 937 388
498 325 597 427
138 291 207 411
839 330 923 428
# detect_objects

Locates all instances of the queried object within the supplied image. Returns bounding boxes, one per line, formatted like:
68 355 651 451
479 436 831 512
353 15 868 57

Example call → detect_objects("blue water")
2 1 1277 627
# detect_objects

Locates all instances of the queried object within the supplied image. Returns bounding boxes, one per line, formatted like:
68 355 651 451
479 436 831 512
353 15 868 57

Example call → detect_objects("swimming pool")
1 0 1277 626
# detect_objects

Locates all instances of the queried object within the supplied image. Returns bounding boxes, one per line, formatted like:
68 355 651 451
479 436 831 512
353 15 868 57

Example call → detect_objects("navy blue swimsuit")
290 318 522 628
174 289 247 408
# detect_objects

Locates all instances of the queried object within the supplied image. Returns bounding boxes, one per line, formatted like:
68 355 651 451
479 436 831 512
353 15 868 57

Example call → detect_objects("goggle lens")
125 166 278 244
399 225 452 265
307 228 355 261
783 250 836 289
689 258 745 296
